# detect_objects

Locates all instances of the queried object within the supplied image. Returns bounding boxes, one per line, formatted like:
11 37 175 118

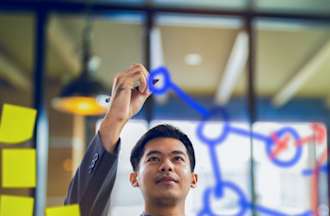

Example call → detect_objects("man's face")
130 137 198 205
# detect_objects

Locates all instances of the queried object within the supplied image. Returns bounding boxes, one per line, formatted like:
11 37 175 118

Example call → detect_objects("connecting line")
302 147 328 176
170 83 210 117
229 126 271 143
303 164 328 176
207 145 224 197
247 203 288 216
252 203 313 216
246 201 313 216
303 141 329 176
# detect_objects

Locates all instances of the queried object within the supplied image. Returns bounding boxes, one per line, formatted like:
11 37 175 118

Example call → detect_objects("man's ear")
129 172 139 187
190 173 198 188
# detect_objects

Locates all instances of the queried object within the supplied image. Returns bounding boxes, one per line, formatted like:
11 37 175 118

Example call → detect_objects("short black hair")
130 124 196 172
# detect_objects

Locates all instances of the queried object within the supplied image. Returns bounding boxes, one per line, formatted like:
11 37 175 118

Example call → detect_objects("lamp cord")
81 0 94 77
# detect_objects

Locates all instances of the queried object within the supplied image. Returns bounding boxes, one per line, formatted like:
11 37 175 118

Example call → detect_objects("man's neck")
143 201 185 216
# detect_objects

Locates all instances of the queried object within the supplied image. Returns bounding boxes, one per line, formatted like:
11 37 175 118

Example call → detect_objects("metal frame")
143 11 155 126
32 10 49 216
0 1 330 22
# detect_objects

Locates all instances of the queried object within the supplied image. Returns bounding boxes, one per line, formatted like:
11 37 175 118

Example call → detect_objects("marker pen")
105 79 159 103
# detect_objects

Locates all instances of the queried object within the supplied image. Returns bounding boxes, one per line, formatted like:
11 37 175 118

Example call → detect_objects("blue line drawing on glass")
303 164 328 176
148 66 324 216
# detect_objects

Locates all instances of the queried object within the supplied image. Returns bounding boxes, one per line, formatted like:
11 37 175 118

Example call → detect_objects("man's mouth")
155 176 178 184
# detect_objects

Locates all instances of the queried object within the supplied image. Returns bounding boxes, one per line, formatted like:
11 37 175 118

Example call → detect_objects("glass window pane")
147 14 251 216
45 12 145 206
0 13 34 197
255 18 329 215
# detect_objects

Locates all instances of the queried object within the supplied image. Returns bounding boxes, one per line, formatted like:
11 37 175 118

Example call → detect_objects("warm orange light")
52 96 107 116
63 158 73 172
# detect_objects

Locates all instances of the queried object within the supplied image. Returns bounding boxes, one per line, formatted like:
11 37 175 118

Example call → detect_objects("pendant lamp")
52 19 108 116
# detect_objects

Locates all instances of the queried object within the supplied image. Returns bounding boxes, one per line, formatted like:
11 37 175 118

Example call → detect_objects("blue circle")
200 182 249 216
196 107 230 146
148 66 171 95
265 127 303 168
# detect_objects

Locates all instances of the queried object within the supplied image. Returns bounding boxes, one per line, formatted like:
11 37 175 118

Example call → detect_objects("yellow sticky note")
46 204 80 216
2 149 36 188
0 195 34 216
0 104 37 144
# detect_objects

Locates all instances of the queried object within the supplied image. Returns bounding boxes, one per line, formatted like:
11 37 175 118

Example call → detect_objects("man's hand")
99 64 151 152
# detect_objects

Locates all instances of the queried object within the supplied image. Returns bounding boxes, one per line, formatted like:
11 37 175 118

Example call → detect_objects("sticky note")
0 104 37 144
0 195 34 216
46 204 80 216
2 149 36 188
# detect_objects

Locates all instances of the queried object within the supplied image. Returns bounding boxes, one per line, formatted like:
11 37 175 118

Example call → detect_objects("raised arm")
64 64 151 216
99 64 151 152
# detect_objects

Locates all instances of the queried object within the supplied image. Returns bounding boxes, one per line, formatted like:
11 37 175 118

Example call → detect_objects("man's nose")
159 159 174 172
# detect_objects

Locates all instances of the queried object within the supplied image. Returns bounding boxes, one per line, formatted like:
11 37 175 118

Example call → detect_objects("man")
65 64 198 216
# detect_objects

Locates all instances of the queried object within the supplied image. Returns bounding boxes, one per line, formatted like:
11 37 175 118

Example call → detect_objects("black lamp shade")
52 73 109 116
60 73 106 98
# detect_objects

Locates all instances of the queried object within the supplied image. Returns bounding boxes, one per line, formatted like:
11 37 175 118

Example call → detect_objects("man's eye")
174 156 185 162
147 156 160 162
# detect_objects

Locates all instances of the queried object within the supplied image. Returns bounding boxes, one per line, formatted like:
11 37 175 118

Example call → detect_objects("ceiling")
0 12 329 108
